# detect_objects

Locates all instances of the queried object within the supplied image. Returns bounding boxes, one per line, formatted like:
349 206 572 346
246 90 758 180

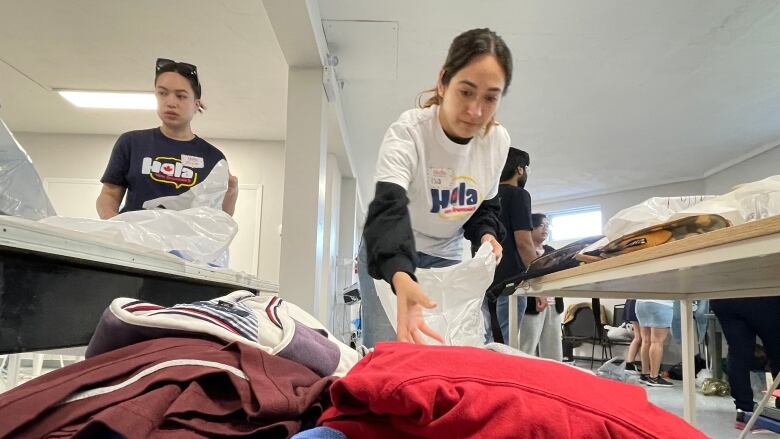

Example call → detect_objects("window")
547 206 602 245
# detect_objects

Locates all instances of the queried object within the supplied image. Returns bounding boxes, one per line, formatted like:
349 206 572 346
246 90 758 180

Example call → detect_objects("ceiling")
0 0 288 140
2 1 779 206
318 0 780 204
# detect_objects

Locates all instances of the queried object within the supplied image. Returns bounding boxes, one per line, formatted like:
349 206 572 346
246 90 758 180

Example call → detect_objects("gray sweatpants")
519 307 563 361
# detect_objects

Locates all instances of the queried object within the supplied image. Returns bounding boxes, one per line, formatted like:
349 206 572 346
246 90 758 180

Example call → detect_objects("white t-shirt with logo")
374 105 511 260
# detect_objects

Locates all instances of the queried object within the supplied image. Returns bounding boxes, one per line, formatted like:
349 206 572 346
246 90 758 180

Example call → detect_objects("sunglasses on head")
156 58 198 78
155 58 202 100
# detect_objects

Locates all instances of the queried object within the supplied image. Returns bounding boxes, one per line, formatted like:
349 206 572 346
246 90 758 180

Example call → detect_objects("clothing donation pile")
0 290 708 438
0 291 357 438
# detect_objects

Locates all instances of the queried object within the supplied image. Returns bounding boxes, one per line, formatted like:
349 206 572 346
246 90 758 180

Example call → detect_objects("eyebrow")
457 79 503 93
156 85 190 94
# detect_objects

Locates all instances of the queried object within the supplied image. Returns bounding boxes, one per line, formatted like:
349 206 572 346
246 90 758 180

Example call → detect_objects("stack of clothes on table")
0 291 357 438
0 291 707 438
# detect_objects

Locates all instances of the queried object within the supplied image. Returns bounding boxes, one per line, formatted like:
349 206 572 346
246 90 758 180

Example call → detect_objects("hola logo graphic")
141 156 198 189
430 177 481 218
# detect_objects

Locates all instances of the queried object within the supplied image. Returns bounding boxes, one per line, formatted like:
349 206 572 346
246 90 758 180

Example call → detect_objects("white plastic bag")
0 117 56 220
596 357 640 384
142 159 230 211
40 206 237 266
581 196 713 254
375 242 497 346
669 175 780 225
603 196 713 241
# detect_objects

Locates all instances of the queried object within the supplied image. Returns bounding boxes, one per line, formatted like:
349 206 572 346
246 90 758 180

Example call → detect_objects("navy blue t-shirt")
100 128 226 213
493 184 533 284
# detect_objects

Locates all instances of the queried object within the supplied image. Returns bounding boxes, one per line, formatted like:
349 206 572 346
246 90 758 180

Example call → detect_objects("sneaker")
735 410 769 432
645 376 674 387
625 362 637 372
639 374 651 385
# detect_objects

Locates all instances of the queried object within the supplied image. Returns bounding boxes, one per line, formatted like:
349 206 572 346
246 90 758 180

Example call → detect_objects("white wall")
535 179 707 228
16 131 285 283
704 144 780 194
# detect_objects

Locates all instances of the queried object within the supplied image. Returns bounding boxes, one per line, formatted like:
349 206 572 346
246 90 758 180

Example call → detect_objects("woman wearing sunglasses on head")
96 58 238 219
359 28 513 346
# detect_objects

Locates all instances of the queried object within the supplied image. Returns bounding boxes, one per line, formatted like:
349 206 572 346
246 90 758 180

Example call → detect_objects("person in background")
518 213 563 360
485 148 537 344
97 58 238 219
710 297 780 430
359 28 514 346
623 299 643 372
636 299 674 387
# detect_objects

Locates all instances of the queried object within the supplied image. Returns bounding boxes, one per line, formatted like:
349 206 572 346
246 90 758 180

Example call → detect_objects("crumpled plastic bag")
669 175 780 225
0 117 56 220
582 196 712 254
597 357 640 384
375 242 497 346
142 159 230 211
40 206 237 266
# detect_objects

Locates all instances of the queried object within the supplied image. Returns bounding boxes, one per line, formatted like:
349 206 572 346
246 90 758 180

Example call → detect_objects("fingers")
409 288 437 309
410 329 426 345
419 321 446 345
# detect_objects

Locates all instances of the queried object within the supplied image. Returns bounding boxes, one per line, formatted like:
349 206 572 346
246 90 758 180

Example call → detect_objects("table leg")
681 298 697 425
6 353 21 389
508 294 519 349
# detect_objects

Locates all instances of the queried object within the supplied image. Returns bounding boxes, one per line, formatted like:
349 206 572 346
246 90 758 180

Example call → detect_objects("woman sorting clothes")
358 28 515 346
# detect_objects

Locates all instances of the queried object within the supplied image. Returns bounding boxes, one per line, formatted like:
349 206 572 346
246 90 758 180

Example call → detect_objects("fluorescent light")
57 90 156 110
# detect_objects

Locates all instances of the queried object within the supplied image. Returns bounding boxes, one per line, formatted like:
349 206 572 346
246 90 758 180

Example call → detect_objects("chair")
561 305 613 369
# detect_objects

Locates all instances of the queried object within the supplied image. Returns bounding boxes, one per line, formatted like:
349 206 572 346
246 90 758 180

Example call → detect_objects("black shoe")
645 376 674 387
639 374 651 385
625 362 637 371
736 410 769 432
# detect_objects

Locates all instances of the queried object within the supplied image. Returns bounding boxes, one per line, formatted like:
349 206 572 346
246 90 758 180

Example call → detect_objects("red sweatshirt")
0 337 334 438
319 342 706 438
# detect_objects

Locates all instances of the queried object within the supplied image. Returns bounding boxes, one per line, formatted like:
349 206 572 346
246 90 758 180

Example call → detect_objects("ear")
436 69 446 98
195 99 206 113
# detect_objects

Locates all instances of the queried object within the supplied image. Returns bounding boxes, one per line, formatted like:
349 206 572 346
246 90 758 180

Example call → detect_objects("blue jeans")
492 294 527 344
358 242 458 348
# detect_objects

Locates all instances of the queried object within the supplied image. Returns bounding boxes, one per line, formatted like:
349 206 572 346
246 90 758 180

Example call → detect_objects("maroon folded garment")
0 337 334 438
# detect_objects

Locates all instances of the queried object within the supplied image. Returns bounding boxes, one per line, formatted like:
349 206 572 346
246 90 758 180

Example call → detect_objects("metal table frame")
507 215 780 430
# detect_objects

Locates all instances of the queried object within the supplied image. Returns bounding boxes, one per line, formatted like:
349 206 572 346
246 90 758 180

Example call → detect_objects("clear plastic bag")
142 159 230 211
597 357 640 384
582 196 713 254
604 196 713 242
40 206 237 266
375 242 497 346
669 175 780 225
0 117 56 220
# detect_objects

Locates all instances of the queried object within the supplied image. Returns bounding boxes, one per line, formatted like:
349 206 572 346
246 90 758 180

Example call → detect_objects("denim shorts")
635 300 673 328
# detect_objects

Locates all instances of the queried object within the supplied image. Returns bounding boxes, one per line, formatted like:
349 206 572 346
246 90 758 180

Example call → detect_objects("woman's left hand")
481 234 503 263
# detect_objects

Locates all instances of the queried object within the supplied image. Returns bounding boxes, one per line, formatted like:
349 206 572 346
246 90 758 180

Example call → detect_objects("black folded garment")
486 235 603 301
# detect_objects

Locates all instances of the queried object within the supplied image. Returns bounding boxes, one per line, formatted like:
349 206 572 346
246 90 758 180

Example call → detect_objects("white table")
0 215 278 355
507 215 780 428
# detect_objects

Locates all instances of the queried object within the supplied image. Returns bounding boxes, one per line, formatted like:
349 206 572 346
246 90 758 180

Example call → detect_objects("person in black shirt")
96 58 237 219
485 148 537 343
